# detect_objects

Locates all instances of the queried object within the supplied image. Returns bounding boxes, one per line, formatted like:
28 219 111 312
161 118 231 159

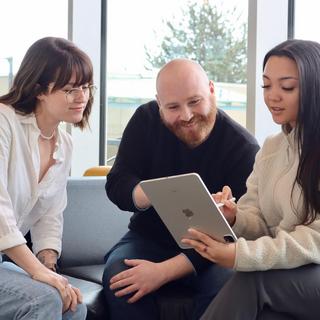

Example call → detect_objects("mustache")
178 117 195 126
175 114 205 128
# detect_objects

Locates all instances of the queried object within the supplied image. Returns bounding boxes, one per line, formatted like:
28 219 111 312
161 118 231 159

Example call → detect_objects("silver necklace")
39 130 55 140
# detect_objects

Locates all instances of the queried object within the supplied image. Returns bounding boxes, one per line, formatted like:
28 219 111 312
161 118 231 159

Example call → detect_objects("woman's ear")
35 84 44 100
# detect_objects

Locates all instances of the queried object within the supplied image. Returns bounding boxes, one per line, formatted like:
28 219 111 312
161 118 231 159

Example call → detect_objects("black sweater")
106 101 259 273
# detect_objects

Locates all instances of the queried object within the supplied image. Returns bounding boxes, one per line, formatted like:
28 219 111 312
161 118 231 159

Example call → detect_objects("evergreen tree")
145 1 247 83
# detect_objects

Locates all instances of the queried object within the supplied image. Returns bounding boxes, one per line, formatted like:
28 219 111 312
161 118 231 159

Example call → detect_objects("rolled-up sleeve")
0 114 26 251
0 181 26 251
30 178 67 257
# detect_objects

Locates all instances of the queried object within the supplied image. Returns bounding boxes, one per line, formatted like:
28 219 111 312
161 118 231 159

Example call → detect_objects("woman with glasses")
182 39 320 319
0 37 95 320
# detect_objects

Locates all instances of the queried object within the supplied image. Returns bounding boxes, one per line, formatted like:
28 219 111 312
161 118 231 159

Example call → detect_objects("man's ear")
156 94 161 108
209 80 215 94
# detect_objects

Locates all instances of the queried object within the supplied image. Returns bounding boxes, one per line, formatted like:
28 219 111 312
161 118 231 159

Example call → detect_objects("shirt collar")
16 112 65 163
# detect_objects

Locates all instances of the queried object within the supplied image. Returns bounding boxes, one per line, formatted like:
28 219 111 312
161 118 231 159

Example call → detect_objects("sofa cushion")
61 264 104 284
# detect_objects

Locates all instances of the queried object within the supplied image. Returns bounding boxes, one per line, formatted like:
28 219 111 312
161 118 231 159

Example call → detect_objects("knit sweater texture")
233 130 320 271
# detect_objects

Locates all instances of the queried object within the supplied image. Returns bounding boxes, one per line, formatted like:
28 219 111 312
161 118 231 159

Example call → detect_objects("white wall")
247 0 289 144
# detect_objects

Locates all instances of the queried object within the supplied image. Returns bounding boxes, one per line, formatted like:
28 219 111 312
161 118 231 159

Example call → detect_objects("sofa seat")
65 274 107 320
62 264 104 284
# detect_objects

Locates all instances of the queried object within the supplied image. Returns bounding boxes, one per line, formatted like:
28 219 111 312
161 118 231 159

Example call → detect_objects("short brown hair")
0 37 94 129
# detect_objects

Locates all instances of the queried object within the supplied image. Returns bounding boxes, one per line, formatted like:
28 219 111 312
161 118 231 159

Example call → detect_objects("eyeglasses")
62 85 97 103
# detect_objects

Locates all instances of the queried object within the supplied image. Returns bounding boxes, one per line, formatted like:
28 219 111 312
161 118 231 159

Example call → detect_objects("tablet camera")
223 235 235 243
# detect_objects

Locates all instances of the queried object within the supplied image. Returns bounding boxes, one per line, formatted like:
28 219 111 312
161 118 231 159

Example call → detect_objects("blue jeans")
0 262 87 320
103 230 233 320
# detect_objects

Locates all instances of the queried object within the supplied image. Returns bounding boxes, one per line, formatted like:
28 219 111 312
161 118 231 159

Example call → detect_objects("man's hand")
109 259 166 303
36 249 58 272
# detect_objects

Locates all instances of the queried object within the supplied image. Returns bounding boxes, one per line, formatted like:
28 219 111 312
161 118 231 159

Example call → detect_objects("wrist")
225 243 236 268
156 262 172 284
29 259 52 277
36 249 58 272
159 255 193 283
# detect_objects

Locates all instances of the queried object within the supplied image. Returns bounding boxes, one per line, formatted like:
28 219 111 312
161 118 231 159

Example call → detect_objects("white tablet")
139 172 237 249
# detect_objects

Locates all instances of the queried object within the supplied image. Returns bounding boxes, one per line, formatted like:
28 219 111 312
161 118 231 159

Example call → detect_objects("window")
106 0 248 161
0 0 68 96
294 0 320 41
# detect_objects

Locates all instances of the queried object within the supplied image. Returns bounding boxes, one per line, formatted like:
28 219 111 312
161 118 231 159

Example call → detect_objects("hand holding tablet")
139 173 237 249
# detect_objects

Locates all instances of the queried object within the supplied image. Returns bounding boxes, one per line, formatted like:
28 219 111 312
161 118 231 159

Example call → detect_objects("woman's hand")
181 228 236 268
4 244 82 313
36 250 83 312
32 268 83 313
213 185 237 226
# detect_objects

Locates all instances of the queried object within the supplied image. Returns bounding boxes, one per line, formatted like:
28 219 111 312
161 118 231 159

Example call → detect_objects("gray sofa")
59 177 194 320
59 177 130 319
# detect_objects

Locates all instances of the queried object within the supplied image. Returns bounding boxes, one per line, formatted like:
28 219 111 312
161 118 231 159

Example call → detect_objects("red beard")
160 106 216 148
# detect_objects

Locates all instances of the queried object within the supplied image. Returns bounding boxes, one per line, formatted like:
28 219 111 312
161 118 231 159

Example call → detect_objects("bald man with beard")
103 59 259 320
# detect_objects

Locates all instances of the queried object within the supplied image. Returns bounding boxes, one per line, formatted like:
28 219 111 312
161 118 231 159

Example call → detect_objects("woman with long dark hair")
182 39 320 319
0 37 95 320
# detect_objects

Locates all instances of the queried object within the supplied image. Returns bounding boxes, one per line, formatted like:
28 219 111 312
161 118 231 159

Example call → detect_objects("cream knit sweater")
233 130 320 271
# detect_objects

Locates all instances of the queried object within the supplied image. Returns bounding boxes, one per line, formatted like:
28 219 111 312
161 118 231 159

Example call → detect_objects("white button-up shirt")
0 103 72 256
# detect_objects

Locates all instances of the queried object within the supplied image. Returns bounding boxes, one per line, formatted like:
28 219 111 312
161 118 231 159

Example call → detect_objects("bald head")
155 59 217 148
156 59 209 95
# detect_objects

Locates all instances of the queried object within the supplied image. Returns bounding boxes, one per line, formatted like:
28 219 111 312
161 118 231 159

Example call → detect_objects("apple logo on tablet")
182 208 194 219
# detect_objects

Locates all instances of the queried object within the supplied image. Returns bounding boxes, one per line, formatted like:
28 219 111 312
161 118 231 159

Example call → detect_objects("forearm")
3 244 48 276
159 254 194 283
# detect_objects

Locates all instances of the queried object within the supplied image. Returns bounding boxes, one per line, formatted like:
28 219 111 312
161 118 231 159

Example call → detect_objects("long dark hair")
263 39 320 225
0 37 94 129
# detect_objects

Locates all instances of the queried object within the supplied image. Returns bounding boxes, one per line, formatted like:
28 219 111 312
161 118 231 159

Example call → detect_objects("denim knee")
63 302 87 320
103 258 130 289
40 287 64 316
102 259 136 310
14 286 63 320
